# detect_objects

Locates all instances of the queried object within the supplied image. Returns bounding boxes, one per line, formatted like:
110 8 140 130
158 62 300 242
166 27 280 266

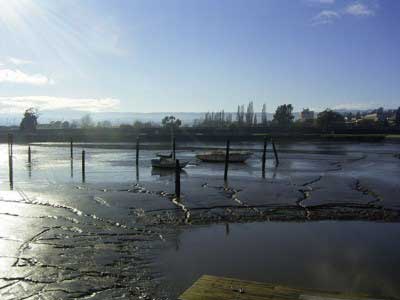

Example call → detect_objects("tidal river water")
0 141 399 299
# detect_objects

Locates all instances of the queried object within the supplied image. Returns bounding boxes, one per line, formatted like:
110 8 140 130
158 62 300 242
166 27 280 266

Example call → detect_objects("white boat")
196 150 252 163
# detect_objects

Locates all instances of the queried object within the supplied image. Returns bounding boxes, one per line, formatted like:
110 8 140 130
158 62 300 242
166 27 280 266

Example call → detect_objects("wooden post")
262 136 267 178
82 150 86 182
175 159 181 198
8 133 13 157
70 138 73 159
8 134 13 188
224 140 230 181
28 146 32 163
8 154 13 188
272 139 279 166
172 136 176 160
136 137 139 167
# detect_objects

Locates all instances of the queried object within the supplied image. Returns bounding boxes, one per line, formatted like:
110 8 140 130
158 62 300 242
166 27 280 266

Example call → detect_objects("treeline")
194 102 400 132
194 101 268 128
15 104 400 134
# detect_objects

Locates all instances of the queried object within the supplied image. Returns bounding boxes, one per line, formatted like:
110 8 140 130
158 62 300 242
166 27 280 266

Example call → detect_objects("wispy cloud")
344 3 375 16
0 96 121 113
8 57 33 65
333 102 378 110
312 10 340 25
0 69 53 85
307 0 335 5
310 1 376 25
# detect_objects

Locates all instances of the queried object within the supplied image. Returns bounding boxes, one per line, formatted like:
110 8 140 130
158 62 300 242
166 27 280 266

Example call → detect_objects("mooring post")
175 159 181 198
224 139 230 181
82 150 86 182
8 134 13 188
28 145 32 163
262 136 267 178
9 153 13 188
8 133 13 157
136 137 139 167
70 138 73 159
272 139 279 166
172 136 176 160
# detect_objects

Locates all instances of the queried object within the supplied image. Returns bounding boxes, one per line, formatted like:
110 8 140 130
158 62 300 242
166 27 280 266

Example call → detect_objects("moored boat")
196 150 252 163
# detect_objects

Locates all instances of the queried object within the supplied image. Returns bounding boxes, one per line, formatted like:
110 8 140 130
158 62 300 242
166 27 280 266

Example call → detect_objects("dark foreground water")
0 141 399 299
158 221 400 299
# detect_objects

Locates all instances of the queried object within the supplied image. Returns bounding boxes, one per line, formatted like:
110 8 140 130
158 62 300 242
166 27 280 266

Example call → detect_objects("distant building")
300 109 314 121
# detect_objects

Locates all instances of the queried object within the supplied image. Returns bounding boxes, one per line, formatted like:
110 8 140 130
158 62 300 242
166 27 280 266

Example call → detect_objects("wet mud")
0 142 399 299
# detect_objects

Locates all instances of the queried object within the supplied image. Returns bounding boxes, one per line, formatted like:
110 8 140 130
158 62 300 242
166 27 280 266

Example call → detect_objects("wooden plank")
179 275 390 300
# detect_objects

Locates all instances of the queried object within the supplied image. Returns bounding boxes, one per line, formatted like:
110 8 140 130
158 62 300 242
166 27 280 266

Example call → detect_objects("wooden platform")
179 275 391 300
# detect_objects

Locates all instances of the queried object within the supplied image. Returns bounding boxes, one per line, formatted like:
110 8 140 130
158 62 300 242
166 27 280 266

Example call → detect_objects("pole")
70 138 73 159
8 134 13 188
224 139 230 181
136 137 139 167
272 139 279 166
175 159 181 198
28 146 32 163
172 136 176 160
8 133 13 157
262 136 267 178
82 150 86 182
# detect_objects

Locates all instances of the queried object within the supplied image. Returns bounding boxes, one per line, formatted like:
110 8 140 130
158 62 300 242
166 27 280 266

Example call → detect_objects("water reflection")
151 168 187 178
159 222 400 299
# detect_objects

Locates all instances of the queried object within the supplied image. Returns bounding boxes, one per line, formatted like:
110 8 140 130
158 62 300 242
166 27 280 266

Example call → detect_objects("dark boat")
196 150 252 163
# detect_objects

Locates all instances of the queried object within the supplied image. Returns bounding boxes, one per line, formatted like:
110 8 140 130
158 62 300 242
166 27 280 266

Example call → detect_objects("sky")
0 0 399 114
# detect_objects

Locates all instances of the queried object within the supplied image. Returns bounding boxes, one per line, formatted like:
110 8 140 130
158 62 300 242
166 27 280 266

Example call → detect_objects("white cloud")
333 102 378 110
312 10 341 25
8 57 33 65
307 0 335 4
0 96 120 113
0 69 53 85
345 3 375 16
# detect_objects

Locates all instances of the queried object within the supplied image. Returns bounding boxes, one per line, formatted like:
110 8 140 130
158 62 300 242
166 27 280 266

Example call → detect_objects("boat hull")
196 151 252 163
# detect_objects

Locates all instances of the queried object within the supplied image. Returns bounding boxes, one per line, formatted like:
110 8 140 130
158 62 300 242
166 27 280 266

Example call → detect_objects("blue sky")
0 0 399 114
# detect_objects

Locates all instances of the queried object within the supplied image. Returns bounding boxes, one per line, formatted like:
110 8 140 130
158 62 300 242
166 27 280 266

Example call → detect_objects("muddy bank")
0 141 399 299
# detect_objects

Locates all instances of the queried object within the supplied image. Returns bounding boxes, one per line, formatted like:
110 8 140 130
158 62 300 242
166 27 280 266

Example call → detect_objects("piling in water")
28 146 32 163
136 137 139 167
70 138 73 159
82 150 86 182
224 140 230 181
272 139 279 166
8 134 13 188
175 159 181 198
8 154 13 189
8 133 13 157
172 137 176 160
262 137 267 178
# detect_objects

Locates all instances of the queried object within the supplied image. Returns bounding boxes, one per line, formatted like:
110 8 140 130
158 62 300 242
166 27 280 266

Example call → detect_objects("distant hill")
0 109 376 126
0 111 277 126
